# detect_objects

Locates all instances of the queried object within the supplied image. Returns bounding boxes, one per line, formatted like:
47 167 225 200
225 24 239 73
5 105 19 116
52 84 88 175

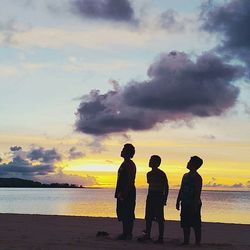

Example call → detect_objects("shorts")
116 189 136 221
145 194 165 222
180 202 202 228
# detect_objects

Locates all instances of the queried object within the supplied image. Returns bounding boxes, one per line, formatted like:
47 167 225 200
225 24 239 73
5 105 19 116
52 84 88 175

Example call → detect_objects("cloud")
0 156 54 177
6 26 148 49
27 147 61 163
204 178 246 189
231 183 244 188
159 9 185 32
0 19 30 46
0 20 18 44
243 103 250 115
75 51 243 135
0 146 96 186
68 147 85 159
71 0 136 23
201 134 216 140
201 0 250 76
36 171 97 186
204 177 247 188
10 146 22 152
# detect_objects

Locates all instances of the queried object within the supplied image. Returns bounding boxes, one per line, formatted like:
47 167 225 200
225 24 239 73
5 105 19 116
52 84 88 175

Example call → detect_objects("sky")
0 0 250 189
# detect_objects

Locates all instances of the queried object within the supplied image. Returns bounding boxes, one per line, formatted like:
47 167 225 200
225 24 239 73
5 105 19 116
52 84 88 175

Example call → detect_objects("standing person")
176 156 203 246
115 143 136 240
138 155 169 244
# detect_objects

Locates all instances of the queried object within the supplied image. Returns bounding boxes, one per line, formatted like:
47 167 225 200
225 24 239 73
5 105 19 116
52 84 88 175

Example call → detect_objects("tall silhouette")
176 156 203 245
138 155 169 244
115 143 136 240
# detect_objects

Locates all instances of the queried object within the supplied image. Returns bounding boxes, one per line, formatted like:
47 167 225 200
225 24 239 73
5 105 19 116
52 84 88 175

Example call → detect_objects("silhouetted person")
115 143 136 240
138 155 169 244
176 156 203 246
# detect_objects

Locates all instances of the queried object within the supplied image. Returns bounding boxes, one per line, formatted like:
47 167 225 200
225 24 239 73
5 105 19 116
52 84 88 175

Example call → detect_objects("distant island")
0 178 84 188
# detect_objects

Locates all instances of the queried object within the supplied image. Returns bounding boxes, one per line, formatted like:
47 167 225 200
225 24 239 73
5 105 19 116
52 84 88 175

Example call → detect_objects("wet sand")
0 214 249 250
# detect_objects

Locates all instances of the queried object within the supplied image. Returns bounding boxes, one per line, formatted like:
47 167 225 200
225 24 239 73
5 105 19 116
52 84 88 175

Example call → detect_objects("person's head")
149 155 161 169
187 156 203 171
120 143 135 159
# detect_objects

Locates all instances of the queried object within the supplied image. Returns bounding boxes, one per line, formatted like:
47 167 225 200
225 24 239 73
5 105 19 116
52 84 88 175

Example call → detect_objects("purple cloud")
0 146 97 186
0 156 54 177
71 0 135 22
75 51 243 135
27 147 61 163
68 147 85 160
10 146 22 152
201 0 250 76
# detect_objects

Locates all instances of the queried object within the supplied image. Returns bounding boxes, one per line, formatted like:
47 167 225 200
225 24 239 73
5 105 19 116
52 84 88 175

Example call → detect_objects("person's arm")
176 176 184 210
163 174 169 205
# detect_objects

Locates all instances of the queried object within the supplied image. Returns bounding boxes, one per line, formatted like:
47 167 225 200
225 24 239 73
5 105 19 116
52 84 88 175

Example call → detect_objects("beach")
0 214 249 250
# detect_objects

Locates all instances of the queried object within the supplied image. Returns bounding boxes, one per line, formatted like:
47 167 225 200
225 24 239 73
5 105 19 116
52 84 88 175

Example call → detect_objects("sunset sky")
0 0 250 189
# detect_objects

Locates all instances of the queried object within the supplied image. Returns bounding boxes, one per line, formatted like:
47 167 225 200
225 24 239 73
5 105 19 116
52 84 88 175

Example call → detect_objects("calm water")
0 188 249 224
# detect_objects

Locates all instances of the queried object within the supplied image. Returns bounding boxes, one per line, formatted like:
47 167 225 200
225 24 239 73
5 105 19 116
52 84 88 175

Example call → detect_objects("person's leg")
145 220 152 238
122 220 127 235
194 226 201 245
158 220 164 240
183 227 190 245
126 218 134 238
117 219 133 240
153 220 164 244
115 220 127 240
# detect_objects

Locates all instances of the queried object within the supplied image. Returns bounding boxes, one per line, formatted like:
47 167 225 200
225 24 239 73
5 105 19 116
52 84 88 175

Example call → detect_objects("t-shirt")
179 172 202 204
115 159 136 199
147 168 169 197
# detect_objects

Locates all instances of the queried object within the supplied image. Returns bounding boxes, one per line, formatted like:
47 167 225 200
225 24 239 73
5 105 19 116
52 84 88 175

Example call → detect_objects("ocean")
0 188 249 224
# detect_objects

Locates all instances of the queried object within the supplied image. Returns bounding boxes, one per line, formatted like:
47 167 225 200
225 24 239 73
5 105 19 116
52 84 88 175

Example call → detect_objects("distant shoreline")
0 177 83 188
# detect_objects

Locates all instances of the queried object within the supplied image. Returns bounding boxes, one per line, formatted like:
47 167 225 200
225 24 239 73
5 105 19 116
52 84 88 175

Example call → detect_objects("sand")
0 214 249 250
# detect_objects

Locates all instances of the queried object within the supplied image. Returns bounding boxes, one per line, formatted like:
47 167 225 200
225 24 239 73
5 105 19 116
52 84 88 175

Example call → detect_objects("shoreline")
0 214 249 250
1 212 250 226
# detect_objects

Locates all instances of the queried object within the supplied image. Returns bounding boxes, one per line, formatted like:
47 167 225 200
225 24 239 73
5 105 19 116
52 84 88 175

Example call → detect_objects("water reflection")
0 188 249 224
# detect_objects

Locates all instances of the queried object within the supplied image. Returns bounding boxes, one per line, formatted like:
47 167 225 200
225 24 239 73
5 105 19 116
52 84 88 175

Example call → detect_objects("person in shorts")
138 155 169 244
176 156 203 246
115 143 136 240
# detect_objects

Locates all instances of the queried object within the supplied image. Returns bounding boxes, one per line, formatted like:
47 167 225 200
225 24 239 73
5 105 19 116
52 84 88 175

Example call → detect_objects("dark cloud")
68 147 85 159
0 146 97 186
71 0 135 22
76 51 243 135
125 52 243 113
0 157 2 163
0 156 54 178
159 9 185 31
27 147 61 163
247 181 250 188
10 146 22 152
201 0 250 76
